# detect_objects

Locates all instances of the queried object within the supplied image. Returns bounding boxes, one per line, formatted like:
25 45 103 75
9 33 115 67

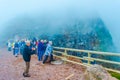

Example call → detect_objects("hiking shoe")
41 63 45 66
23 73 31 77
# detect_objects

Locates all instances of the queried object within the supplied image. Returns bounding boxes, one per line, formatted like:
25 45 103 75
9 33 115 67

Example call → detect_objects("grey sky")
0 0 120 51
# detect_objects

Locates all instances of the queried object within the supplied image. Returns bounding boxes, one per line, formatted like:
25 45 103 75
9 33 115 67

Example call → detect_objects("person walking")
43 41 54 64
22 40 35 77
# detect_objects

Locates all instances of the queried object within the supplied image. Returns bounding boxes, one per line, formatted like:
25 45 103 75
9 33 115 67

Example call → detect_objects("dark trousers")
24 62 30 74
8 47 11 51
43 54 54 64
13 48 15 55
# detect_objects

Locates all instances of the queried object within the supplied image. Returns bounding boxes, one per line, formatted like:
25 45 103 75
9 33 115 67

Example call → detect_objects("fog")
0 0 120 52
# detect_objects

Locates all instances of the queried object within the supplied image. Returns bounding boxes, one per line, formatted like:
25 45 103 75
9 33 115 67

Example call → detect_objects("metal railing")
53 47 120 73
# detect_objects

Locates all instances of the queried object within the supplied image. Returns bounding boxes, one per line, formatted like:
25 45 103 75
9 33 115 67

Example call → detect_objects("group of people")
7 40 25 57
7 39 54 77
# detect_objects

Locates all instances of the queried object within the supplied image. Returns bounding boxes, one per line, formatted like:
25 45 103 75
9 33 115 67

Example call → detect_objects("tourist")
43 40 48 53
43 41 54 64
37 40 44 64
31 40 37 54
20 39 26 55
22 40 35 77
12 42 15 55
7 40 12 51
35 40 39 54
14 41 19 57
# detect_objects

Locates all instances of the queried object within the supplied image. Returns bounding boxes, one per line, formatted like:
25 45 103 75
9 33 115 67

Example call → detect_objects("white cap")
41 40 44 42
25 40 30 44
49 41 52 44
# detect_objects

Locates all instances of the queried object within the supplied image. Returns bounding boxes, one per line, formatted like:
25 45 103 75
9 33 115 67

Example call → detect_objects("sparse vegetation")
109 71 120 80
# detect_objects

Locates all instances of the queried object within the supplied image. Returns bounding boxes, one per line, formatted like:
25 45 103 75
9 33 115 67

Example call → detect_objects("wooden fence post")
88 52 91 65
64 49 67 64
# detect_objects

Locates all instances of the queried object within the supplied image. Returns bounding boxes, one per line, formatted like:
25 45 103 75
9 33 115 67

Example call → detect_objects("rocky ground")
0 48 85 80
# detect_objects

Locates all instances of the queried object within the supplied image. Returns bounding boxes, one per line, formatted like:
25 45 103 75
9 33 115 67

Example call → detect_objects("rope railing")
53 47 120 73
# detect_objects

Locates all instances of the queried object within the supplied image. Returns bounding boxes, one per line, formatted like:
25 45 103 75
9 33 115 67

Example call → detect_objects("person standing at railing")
43 41 54 64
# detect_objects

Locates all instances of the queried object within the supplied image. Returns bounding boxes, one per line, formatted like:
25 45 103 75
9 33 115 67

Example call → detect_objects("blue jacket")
38 42 44 51
44 44 53 55
14 42 19 48
23 45 33 62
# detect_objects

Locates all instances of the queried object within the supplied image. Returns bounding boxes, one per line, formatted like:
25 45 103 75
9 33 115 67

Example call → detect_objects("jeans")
15 48 19 56
38 51 44 61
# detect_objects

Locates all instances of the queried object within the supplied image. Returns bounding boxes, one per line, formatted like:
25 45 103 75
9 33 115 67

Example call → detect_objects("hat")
25 40 30 44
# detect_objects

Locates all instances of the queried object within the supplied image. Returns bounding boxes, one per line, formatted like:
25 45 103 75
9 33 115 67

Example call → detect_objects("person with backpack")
20 40 26 55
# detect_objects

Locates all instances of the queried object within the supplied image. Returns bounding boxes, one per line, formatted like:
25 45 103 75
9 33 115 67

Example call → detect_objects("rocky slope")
2 16 115 52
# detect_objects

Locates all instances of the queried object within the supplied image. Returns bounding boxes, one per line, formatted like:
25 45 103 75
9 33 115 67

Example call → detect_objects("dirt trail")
0 48 85 80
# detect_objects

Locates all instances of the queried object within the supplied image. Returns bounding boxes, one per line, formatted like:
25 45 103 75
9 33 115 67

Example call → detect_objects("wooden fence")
53 47 120 73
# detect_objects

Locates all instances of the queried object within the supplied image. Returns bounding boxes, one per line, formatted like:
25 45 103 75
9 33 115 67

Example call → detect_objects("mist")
0 0 120 52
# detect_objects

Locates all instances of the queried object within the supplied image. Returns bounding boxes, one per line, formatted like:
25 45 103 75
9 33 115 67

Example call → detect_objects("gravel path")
0 48 85 80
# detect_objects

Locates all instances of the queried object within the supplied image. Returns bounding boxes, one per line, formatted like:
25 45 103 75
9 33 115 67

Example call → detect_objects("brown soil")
0 48 85 80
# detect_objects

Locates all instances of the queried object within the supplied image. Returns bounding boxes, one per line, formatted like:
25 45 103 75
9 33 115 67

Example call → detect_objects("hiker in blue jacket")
20 40 26 55
37 40 44 64
14 41 20 57
43 41 54 64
